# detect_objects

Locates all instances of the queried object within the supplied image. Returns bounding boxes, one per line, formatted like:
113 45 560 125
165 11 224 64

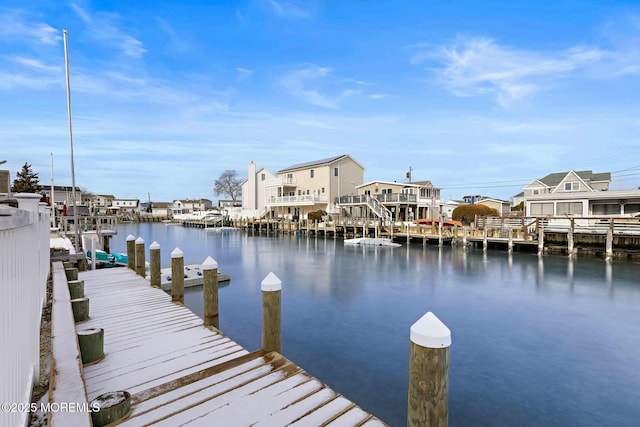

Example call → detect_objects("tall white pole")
50 152 56 228
63 28 80 253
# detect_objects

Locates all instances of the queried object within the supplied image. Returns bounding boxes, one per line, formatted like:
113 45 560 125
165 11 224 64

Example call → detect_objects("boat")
112 252 128 266
173 210 223 224
86 249 115 266
150 264 231 290
343 237 401 247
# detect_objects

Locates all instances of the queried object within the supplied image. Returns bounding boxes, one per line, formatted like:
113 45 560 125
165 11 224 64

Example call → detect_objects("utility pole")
406 166 413 183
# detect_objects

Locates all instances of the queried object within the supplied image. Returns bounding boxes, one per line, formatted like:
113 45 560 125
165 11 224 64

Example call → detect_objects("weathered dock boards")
78 268 386 426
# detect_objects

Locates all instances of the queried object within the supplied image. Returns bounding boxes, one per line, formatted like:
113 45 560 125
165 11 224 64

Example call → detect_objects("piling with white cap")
135 237 146 277
149 241 161 287
171 248 184 304
126 234 136 270
261 272 282 353
408 311 451 427
202 256 219 329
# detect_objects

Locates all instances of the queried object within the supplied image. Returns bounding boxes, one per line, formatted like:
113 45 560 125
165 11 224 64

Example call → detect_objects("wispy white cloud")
413 36 605 106
263 0 312 20
235 67 254 80
279 65 338 108
0 8 61 45
70 3 147 58
278 65 364 109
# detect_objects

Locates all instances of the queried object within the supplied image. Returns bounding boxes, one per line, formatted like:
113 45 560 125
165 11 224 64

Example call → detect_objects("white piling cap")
261 272 282 291
126 234 136 241
150 241 160 250
135 237 145 244
171 247 184 258
410 312 451 348
202 256 218 270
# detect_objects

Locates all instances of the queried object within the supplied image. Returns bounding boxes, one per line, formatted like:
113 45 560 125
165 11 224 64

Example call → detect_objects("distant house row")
26 156 640 221
242 155 640 220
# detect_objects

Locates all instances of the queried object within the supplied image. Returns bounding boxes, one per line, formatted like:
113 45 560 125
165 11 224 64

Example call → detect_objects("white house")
523 170 640 217
240 161 276 217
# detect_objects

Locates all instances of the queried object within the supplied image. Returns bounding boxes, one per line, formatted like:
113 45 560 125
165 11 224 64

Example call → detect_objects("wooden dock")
54 265 386 426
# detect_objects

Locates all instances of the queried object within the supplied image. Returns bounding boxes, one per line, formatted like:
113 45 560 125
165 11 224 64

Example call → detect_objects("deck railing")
0 194 50 427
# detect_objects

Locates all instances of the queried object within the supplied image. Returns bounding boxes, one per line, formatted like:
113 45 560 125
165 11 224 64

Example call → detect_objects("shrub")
452 204 499 225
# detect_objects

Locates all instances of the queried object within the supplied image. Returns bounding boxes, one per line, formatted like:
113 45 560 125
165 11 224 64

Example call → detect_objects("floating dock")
50 263 386 426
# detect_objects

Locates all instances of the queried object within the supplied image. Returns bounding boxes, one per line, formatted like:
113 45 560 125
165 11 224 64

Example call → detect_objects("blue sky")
1 0 640 203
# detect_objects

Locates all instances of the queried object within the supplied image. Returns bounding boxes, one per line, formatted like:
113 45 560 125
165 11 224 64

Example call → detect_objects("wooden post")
68 279 84 299
77 328 104 364
606 219 614 260
171 247 185 304
408 311 451 427
202 256 219 329
149 241 161 287
65 267 78 281
261 272 282 353
126 234 136 270
567 218 575 257
537 220 544 256
482 227 488 251
135 237 146 277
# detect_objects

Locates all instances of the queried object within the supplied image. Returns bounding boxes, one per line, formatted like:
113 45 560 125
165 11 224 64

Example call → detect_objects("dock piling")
135 237 146 278
261 272 282 353
150 241 161 287
171 247 185 304
126 234 136 270
408 311 451 427
202 256 219 329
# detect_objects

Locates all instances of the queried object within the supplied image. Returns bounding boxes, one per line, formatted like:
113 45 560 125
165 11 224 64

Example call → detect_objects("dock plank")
77 267 387 426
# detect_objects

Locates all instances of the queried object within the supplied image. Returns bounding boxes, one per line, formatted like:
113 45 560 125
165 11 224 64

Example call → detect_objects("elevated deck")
57 266 386 425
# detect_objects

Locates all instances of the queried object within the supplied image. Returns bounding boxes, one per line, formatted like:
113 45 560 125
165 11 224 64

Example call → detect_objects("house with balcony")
338 179 441 224
109 198 140 218
241 161 276 217
171 199 213 216
523 170 640 217
265 155 364 220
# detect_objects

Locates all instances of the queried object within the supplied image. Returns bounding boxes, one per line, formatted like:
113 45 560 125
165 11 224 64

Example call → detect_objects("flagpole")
50 152 56 228
64 28 80 253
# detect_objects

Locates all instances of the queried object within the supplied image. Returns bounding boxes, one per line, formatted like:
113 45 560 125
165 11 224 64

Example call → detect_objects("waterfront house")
171 198 213 217
240 161 276 218
338 179 441 223
84 194 115 215
0 169 9 197
475 197 512 217
523 170 640 216
266 155 365 220
40 185 82 211
109 198 141 219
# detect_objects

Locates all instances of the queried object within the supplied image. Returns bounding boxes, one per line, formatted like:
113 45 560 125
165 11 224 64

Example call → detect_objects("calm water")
110 224 640 426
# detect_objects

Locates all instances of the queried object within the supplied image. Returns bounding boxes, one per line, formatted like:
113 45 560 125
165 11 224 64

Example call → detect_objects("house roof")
411 180 437 188
539 170 611 187
356 180 421 189
278 154 363 173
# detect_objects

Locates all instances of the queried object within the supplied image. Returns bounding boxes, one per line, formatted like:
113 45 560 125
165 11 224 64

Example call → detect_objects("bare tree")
214 170 242 202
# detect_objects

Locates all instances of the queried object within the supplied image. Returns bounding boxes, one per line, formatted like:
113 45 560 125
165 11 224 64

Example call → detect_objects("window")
533 189 540 195
306 190 310 195
564 182 579 191
334 167 339 177
297 190 301 195
592 204 619 215
261 173 265 181
310 169 314 178
321 187 325 193
382 188 392 194
624 203 640 215
530 203 553 215
557 202 583 215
